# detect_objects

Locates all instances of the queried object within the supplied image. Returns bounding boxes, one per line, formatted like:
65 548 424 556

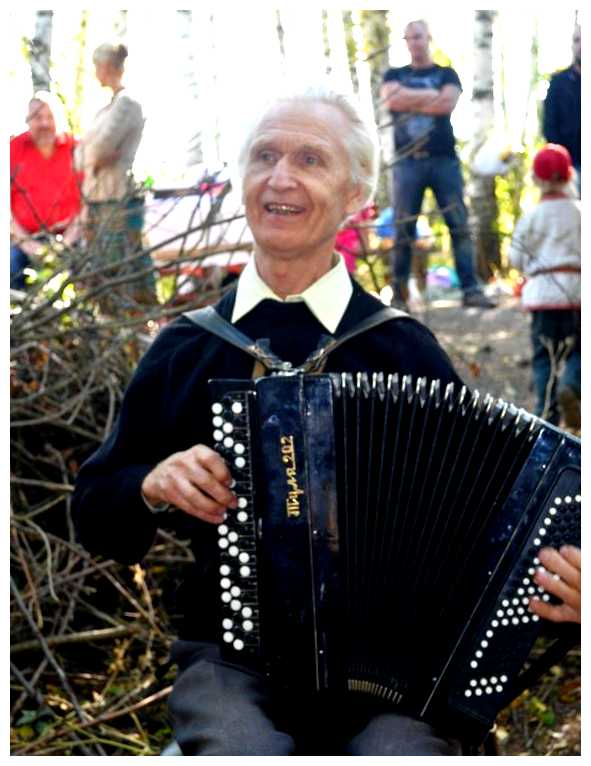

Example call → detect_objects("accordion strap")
299 306 408 373
183 304 408 374
183 305 293 372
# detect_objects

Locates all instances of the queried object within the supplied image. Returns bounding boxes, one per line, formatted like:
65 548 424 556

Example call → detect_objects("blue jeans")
391 156 481 299
531 310 580 423
10 244 31 289
168 640 461 755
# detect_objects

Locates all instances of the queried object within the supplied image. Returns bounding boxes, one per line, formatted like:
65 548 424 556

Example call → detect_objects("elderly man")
10 92 81 289
72 88 579 756
381 20 495 310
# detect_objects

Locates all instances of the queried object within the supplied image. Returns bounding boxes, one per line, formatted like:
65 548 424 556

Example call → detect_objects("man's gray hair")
237 86 380 207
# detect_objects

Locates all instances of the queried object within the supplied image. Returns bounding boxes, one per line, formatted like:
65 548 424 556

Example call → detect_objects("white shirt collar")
231 253 353 334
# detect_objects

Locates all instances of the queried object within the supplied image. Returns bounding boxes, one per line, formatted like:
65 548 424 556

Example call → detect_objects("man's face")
404 22 430 60
572 26 581 66
26 101 56 146
243 102 362 262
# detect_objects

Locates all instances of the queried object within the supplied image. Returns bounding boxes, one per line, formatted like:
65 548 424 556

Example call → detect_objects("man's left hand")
529 545 581 624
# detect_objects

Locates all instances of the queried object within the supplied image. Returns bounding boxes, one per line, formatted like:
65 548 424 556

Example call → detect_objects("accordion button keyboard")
210 390 261 658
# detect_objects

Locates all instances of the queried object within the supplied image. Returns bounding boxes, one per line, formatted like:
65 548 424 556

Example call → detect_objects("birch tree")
28 10 53 92
470 10 501 280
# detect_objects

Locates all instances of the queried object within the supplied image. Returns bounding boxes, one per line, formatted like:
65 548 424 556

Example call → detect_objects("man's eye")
303 154 320 166
257 150 276 163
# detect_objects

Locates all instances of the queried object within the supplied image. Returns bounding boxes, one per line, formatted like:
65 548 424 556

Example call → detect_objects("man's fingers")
192 444 234 486
537 546 581 590
189 461 237 509
173 478 228 524
528 598 578 624
533 568 581 612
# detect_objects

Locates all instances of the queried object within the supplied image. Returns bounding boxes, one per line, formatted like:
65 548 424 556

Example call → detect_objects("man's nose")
267 157 297 189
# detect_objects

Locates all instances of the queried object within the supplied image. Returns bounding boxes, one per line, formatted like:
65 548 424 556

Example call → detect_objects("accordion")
208 372 580 739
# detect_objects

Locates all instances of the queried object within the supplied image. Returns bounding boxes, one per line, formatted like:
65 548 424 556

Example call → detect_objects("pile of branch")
10 179 249 755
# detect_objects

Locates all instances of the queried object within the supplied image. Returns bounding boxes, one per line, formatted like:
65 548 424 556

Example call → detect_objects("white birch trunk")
470 10 501 279
30 10 53 91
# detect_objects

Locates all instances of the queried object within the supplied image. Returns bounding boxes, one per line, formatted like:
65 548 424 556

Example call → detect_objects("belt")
409 150 430 159
529 265 581 277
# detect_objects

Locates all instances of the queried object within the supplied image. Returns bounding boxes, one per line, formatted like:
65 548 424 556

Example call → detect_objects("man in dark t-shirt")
543 24 581 195
381 19 495 310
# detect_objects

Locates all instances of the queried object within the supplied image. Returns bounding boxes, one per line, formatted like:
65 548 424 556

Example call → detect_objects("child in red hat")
509 144 580 430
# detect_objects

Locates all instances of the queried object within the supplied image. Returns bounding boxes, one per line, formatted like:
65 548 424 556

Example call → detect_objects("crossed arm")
11 215 81 259
380 82 461 116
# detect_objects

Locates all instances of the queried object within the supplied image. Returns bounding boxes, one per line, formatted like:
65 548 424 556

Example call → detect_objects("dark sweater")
72 281 463 639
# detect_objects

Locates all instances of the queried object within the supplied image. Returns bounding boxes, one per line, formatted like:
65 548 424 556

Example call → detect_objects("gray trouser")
168 640 462 756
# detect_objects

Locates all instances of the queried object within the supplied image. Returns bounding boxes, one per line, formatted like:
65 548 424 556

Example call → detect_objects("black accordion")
208 372 580 739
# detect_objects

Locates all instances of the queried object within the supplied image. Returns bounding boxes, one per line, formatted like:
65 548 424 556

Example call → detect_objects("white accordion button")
218 538 229 549
212 403 223 414
239 552 250 563
233 639 245 651
232 402 243 414
230 586 241 597
218 525 229 536
221 592 231 603
223 437 234 448
238 497 248 508
240 566 251 577
223 631 234 643
229 546 239 557
228 531 238 543
222 618 233 630
212 416 223 427
234 443 245 455
230 599 241 611
237 512 248 523
243 620 254 632
242 606 253 618
235 457 246 469
220 564 231 576
220 578 231 589
213 430 223 442
223 422 234 434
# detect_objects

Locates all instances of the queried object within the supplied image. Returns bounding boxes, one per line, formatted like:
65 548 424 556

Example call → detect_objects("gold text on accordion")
280 435 304 517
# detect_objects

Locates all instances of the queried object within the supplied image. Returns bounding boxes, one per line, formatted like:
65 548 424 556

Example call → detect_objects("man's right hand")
141 444 237 524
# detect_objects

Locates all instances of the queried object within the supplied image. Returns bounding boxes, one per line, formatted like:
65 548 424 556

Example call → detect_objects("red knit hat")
532 144 573 182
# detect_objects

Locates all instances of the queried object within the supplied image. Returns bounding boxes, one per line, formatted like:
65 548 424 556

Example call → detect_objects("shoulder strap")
300 306 409 373
183 304 409 374
183 306 293 372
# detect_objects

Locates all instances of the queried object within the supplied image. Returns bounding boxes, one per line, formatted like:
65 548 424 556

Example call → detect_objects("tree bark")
470 10 501 281
29 10 53 92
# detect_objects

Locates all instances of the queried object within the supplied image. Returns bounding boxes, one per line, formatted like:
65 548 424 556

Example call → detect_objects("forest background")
9 7 582 756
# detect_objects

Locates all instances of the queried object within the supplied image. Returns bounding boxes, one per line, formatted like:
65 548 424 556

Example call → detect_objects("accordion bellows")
208 372 580 738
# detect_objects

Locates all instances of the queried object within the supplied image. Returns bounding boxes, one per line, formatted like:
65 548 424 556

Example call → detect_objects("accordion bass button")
212 403 223 414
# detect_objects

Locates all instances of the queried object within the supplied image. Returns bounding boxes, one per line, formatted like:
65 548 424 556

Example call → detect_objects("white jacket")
508 197 580 310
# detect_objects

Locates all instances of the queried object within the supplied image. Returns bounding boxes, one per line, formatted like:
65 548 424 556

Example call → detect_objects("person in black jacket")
72 87 579 756
543 24 581 194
